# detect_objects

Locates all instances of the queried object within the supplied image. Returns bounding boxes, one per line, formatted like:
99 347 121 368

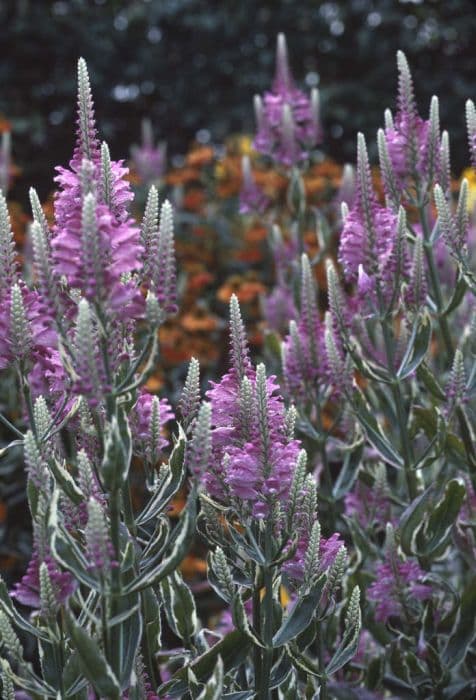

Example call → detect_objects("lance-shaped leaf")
352 389 404 468
232 592 264 647
418 479 466 557
197 656 224 700
443 576 476 668
160 570 198 645
325 587 361 677
398 485 434 556
125 492 196 593
273 575 326 647
159 630 250 698
101 408 132 490
65 612 121 699
136 435 186 525
397 311 432 379
332 440 364 500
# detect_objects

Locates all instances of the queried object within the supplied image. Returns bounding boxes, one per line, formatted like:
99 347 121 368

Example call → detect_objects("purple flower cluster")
338 134 407 309
253 34 321 167
368 553 432 623
130 119 166 186
204 295 300 517
239 155 270 215
130 389 174 463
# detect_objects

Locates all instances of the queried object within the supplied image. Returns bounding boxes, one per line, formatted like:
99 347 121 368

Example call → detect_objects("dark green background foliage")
1 0 475 199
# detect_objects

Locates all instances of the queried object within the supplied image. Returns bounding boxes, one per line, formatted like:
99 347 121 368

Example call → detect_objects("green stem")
380 317 418 500
258 528 275 700
253 566 262 697
419 203 453 360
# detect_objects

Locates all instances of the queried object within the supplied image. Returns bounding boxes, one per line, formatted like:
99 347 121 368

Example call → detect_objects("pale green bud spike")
77 58 97 162
357 132 378 267
149 396 162 466
81 191 104 289
79 157 96 198
33 396 52 442
384 108 394 131
0 659 15 700
434 184 458 253
254 94 264 131
284 405 297 440
288 449 307 526
180 356 201 430
24 429 47 487
75 299 102 390
427 95 440 185
0 132 11 195
270 223 283 251
229 294 249 381
39 562 57 619
448 348 467 405
31 221 62 321
0 191 17 296
187 402 212 479
141 185 159 256
439 131 451 194
0 610 23 661
100 141 113 209
302 474 318 531
85 497 113 575
326 259 347 340
340 201 349 221
456 179 469 248
345 586 361 631
239 375 254 442
303 520 321 585
212 547 235 600
145 289 162 327
377 128 399 211
256 363 271 474
9 283 31 361
310 87 320 133
325 545 348 597
396 50 416 118
29 187 51 241
77 449 95 498
466 99 476 166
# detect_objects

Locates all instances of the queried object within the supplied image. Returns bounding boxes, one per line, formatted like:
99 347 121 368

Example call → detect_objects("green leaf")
443 274 467 316
352 389 404 468
65 612 121 699
325 615 361 677
160 630 250 698
197 656 223 700
136 436 186 526
416 362 446 401
126 492 196 593
50 458 83 505
419 479 465 556
161 571 198 645
398 485 434 556
232 592 264 647
141 588 162 659
397 312 432 379
272 575 325 647
442 575 476 668
101 408 132 490
332 440 364 500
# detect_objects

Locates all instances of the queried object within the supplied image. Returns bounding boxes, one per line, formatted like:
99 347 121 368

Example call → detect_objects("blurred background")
1 0 475 203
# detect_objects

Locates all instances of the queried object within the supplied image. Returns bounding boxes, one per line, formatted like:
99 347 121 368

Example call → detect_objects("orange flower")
183 188 206 212
181 308 219 333
217 275 267 304
186 145 215 167
166 167 201 186
244 224 267 244
180 555 208 579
